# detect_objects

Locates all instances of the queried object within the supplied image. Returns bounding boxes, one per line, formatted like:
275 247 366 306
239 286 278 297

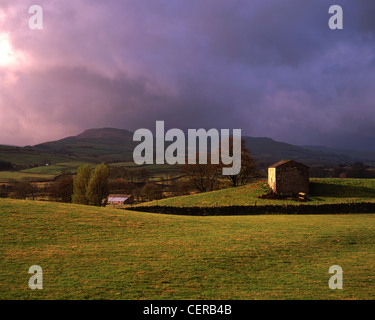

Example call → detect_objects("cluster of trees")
1 139 258 202
107 178 163 201
310 162 375 178
72 163 110 206
9 181 37 199
0 161 13 171
0 184 10 198
0 179 72 201
341 163 375 178
108 178 136 194
181 139 258 193
50 175 74 203
110 166 150 183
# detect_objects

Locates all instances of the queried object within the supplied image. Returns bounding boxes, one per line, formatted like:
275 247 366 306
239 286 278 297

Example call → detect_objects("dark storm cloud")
355 0 375 36
1 0 375 150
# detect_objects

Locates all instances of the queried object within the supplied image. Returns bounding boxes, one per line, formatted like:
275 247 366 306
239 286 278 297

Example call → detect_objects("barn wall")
275 164 309 194
268 168 277 192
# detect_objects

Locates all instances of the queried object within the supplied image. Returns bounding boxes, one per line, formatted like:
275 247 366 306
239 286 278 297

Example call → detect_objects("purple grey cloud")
0 0 375 151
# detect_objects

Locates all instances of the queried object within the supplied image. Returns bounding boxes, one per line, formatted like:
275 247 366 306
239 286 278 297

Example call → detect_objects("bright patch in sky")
0 33 22 67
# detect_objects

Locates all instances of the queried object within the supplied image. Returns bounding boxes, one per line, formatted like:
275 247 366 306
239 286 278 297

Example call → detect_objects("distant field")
1 198 375 299
141 178 375 207
0 161 92 182
0 171 56 183
109 162 182 181
21 162 95 175
0 145 72 166
0 161 182 182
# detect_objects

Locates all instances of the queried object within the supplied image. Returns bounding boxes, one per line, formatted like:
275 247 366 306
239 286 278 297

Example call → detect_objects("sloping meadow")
133 179 375 214
1 198 375 299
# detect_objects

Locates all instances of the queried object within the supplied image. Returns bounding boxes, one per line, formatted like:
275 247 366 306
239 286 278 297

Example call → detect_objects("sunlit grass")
141 179 375 207
1 198 375 300
0 171 56 182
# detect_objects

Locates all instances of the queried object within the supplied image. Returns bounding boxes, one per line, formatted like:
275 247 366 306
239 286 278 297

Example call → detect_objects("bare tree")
50 176 74 203
222 138 258 187
13 181 37 200
140 183 163 201
181 153 221 193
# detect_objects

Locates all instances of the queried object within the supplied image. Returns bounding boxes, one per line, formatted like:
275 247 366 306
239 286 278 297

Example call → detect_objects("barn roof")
268 160 309 168
107 194 132 202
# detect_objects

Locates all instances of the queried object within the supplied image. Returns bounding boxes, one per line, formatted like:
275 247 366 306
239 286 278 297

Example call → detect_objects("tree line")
309 162 375 178
0 139 259 204
0 161 13 171
72 163 110 206
181 138 259 192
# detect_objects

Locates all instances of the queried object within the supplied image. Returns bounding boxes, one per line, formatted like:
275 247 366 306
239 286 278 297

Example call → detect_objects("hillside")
1 198 375 299
138 178 375 208
0 145 73 166
243 137 359 167
301 145 375 164
33 128 135 163
1 128 375 168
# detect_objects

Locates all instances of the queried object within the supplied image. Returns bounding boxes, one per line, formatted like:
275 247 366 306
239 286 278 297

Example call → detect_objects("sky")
0 0 375 150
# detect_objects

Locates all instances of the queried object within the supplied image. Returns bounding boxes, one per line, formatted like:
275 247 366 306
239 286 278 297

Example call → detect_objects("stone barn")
268 160 309 194
107 194 134 205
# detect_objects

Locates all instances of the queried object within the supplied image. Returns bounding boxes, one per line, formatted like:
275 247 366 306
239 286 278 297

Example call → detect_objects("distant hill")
1 127 375 167
0 144 74 166
74 127 134 141
33 128 136 163
243 137 361 167
300 145 375 164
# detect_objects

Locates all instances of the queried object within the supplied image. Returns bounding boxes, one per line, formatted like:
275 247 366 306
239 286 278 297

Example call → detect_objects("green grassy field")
1 198 375 300
0 161 182 182
141 178 375 207
21 161 95 175
108 162 183 182
0 145 73 166
0 171 57 183
0 161 94 182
